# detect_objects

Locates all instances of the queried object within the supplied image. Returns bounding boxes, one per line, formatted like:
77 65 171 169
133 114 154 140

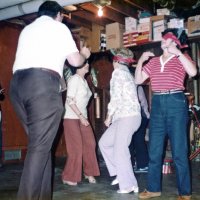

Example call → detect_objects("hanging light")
93 0 111 17
97 6 103 17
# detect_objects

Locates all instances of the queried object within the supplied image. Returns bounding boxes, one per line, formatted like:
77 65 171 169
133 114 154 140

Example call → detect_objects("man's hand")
80 46 91 59
167 44 181 57
138 51 155 65
104 116 112 127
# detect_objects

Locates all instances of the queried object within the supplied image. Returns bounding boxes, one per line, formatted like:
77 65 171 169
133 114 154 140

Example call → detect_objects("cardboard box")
150 15 171 40
123 31 150 47
125 17 137 33
106 22 125 49
136 32 150 42
137 22 150 33
156 8 170 16
153 28 165 41
187 15 200 34
139 17 150 24
72 27 91 39
71 27 92 49
150 15 169 22
168 18 184 29
123 31 138 47
153 19 166 27
152 20 167 41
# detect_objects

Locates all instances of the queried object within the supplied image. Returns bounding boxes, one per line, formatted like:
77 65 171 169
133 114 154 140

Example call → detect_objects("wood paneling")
0 22 27 155
0 22 68 160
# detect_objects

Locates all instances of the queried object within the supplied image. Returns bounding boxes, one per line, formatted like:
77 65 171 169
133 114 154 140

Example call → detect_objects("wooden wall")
0 22 67 161
0 22 28 161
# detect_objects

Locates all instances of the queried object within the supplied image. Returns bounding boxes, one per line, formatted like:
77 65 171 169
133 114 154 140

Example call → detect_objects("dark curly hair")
38 1 66 18
162 28 189 49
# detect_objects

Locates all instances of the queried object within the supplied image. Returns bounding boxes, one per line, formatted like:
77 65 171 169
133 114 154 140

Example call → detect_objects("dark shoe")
177 195 191 200
139 190 161 199
135 167 148 173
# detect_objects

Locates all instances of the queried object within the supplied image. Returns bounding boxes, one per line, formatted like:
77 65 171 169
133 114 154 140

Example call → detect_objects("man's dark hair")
38 1 67 18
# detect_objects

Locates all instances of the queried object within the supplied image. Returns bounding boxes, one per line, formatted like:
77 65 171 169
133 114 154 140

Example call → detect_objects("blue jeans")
147 92 191 195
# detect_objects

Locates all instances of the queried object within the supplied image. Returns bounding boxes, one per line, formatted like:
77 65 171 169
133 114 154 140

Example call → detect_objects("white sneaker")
111 178 119 185
134 167 148 173
117 186 139 194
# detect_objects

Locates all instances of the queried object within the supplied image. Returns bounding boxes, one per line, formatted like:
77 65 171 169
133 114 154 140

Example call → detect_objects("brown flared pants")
62 119 100 182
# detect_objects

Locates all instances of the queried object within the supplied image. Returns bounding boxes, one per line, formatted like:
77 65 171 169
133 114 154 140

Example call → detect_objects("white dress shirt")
13 16 78 77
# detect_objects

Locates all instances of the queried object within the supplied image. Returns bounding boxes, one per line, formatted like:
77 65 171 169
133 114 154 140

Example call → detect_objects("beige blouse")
63 74 92 119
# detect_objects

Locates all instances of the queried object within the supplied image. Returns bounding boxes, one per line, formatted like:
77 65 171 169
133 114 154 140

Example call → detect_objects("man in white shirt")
9 1 90 200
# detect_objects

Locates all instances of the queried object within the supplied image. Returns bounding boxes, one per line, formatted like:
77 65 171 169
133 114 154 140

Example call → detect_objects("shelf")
90 34 200 59
189 34 200 42
129 41 161 51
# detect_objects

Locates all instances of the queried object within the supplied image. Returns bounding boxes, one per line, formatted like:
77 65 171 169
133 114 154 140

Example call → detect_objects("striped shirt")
143 54 192 92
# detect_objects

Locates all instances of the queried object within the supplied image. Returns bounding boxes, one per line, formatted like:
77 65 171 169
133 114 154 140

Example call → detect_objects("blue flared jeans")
147 92 191 196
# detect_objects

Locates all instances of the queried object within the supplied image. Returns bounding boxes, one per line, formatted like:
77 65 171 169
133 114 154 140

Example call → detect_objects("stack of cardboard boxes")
137 17 151 44
151 15 168 41
123 17 150 48
123 17 138 47
187 15 200 35
105 22 125 50
72 11 200 52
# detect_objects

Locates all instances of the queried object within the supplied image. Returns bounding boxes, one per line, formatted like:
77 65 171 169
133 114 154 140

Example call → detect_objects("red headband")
162 32 188 49
113 55 136 64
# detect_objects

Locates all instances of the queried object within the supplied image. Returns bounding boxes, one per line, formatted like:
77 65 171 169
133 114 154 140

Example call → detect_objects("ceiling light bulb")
98 7 103 17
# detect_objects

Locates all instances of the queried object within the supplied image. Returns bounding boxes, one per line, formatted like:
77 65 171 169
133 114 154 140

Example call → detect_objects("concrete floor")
0 158 200 200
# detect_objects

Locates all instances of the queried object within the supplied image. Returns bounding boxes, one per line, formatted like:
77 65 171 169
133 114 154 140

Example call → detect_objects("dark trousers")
129 116 149 168
0 113 2 162
9 68 63 200
147 93 191 195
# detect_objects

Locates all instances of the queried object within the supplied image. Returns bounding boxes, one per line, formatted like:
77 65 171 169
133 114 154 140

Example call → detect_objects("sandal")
62 180 77 186
84 175 96 183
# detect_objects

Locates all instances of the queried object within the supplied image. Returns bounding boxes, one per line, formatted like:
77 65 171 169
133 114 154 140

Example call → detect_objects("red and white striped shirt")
143 54 192 92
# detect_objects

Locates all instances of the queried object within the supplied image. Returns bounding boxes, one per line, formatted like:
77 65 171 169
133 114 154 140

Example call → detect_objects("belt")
153 90 183 95
40 68 60 79
15 68 61 79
